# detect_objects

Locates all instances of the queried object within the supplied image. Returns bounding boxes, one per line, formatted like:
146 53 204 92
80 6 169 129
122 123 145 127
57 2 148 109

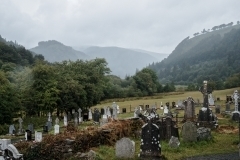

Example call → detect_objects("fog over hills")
30 42 168 78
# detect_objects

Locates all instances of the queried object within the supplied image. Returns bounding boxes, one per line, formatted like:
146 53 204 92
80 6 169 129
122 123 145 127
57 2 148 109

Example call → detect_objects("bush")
0 124 9 135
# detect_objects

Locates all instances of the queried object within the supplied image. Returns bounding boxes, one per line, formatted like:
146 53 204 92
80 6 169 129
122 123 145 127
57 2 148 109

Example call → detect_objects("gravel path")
186 152 240 160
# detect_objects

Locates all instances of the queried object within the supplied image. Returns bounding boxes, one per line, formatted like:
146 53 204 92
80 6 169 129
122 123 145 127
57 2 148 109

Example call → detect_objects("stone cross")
232 90 239 112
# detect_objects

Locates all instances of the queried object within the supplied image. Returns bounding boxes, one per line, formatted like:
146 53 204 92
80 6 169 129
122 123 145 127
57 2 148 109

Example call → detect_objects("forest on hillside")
0 37 175 130
148 27 240 90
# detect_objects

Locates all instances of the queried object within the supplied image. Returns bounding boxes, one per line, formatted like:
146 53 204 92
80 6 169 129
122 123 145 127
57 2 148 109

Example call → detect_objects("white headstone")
48 112 52 122
0 139 11 150
35 131 42 142
112 102 118 119
106 107 111 117
88 109 93 120
164 106 169 115
9 124 15 135
117 105 120 114
54 124 60 135
78 108 82 117
63 114 68 126
208 93 215 106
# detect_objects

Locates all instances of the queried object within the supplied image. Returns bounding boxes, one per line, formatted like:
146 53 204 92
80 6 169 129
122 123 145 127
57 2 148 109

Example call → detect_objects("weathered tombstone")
63 113 68 126
117 105 120 114
93 109 100 123
183 97 195 121
106 106 111 117
67 112 72 121
9 124 15 135
88 109 93 120
168 136 180 148
122 108 126 113
165 116 172 140
74 112 78 126
35 131 43 142
47 112 52 122
140 122 161 158
225 102 231 111
177 100 183 108
46 121 52 131
197 127 212 141
55 117 59 125
112 102 118 119
54 124 60 135
182 121 197 142
18 118 23 134
208 93 215 106
215 105 221 114
115 137 135 159
232 90 240 121
25 130 32 141
27 124 34 133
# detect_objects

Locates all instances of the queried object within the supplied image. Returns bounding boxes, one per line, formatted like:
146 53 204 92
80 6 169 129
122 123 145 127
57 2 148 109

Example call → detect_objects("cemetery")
0 83 240 159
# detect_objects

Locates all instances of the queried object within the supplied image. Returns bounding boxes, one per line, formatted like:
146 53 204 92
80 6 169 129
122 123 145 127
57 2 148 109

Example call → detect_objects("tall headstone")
88 109 93 120
112 102 118 119
183 97 195 121
232 90 240 121
182 121 197 142
46 121 52 131
106 106 111 118
165 116 172 140
115 137 135 159
208 93 215 106
78 108 82 118
93 108 100 123
18 118 23 134
63 113 68 126
54 124 60 135
9 124 15 135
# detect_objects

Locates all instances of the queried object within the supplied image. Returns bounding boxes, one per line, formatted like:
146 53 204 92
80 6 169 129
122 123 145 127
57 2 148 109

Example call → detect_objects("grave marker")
182 121 197 142
115 137 135 159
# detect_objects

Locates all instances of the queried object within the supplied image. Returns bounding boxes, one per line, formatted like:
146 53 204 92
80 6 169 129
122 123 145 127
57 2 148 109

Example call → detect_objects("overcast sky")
1 0 239 53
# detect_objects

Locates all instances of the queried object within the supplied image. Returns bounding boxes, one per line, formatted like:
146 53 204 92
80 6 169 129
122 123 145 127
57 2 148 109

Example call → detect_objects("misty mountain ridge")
30 41 168 78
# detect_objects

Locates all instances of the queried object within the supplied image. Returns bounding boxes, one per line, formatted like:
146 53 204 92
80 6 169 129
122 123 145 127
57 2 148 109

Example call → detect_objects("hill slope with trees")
148 23 240 89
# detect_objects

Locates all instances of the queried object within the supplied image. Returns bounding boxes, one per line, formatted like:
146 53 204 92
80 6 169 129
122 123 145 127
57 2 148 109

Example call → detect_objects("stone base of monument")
232 112 240 121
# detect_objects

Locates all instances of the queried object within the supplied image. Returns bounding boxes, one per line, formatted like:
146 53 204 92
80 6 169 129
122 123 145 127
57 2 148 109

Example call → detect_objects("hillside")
83 46 162 78
148 24 240 85
30 40 89 62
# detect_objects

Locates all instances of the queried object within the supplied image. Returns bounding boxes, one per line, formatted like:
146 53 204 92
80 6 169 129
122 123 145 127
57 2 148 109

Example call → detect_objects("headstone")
27 124 34 133
177 100 183 108
163 106 169 115
106 106 111 117
182 121 197 142
64 113 68 126
232 90 240 121
83 110 88 121
55 117 59 125
122 108 126 113
54 124 60 135
115 137 135 159
197 127 212 141
74 112 78 126
225 102 230 111
46 121 52 131
172 101 176 108
183 97 195 121
117 105 120 114
35 131 42 142
215 105 221 114
93 109 100 123
0 139 11 150
67 112 72 121
101 114 108 126
208 93 215 106
134 107 138 118
18 118 23 134
100 108 104 115
25 130 32 141
88 109 93 120
78 108 82 118
168 136 180 148
165 116 172 140
9 124 15 135
140 122 161 158
47 112 52 122
112 102 118 119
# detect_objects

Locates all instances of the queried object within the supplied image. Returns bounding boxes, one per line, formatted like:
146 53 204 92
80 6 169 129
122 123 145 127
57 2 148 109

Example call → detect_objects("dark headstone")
83 111 88 121
140 122 161 159
67 112 72 121
93 109 100 123
166 102 169 108
100 108 104 115
26 130 32 141
232 112 240 121
226 96 232 103
165 117 172 140
183 97 195 121
122 108 126 113
27 124 34 133
46 121 52 130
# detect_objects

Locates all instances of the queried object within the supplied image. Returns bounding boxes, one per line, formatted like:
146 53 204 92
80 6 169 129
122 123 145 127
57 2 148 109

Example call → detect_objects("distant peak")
38 40 64 46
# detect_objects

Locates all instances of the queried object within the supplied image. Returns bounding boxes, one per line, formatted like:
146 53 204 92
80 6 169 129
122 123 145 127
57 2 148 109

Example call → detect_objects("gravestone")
55 117 59 125
197 127 212 141
54 124 60 135
232 90 240 121
83 110 88 121
134 107 138 118
225 102 231 111
166 102 170 109
112 102 118 119
172 101 176 108
122 108 126 113
183 97 195 121
47 112 52 122
74 112 78 126
0 139 11 150
177 100 183 108
93 109 100 123
163 106 169 115
18 118 23 134
46 121 52 131
9 124 15 135
165 116 172 140
140 122 161 158
182 121 197 142
25 130 32 141
215 105 221 114
100 108 104 115
168 136 180 148
67 112 72 121
63 113 68 126
208 93 215 106
106 106 111 117
35 131 42 142
88 109 93 120
115 137 135 159
160 102 163 109
27 124 34 133
117 105 120 114
78 108 82 118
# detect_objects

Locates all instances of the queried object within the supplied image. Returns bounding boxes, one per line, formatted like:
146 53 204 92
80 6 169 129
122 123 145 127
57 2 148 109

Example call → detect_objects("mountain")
148 23 240 85
82 46 162 78
30 40 89 62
